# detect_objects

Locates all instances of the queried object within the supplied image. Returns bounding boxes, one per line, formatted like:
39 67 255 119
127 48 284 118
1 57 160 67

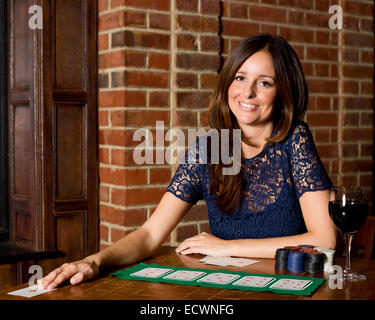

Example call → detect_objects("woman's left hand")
175 232 230 256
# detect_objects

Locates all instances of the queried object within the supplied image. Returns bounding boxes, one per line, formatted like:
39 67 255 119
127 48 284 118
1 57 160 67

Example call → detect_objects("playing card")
7 285 57 298
225 257 259 267
200 256 231 267
232 276 275 288
200 256 259 267
163 270 206 281
130 267 173 278
269 279 312 290
197 272 240 285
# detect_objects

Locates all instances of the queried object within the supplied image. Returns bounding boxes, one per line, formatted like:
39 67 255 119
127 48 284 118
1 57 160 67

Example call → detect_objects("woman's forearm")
229 231 336 259
87 226 158 270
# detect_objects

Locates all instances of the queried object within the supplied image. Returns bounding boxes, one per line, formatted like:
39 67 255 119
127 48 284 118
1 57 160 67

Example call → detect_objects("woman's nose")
242 82 256 99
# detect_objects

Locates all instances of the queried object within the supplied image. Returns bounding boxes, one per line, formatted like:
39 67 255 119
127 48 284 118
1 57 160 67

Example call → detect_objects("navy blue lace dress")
166 121 332 240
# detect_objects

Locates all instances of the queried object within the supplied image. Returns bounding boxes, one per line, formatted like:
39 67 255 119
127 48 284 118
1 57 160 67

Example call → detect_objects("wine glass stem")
344 233 354 275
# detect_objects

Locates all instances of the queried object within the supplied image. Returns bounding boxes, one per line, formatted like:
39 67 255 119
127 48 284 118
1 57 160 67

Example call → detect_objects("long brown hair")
208 34 308 214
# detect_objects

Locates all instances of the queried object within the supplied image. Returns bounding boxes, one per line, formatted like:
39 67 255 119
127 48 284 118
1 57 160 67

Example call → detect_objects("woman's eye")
234 75 245 81
258 81 272 87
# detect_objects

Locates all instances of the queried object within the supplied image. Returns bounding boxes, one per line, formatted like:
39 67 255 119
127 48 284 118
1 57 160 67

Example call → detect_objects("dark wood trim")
0 0 9 241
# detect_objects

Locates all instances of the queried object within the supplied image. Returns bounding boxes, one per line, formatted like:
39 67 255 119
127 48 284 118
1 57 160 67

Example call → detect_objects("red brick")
279 0 312 9
361 50 373 64
99 11 125 31
345 1 373 17
200 73 218 89
121 187 165 206
117 31 170 50
361 81 373 95
99 147 110 164
149 92 169 107
344 32 373 48
98 34 109 51
201 0 221 15
111 148 138 166
279 26 314 43
314 128 330 143
100 185 110 202
99 110 109 126
100 205 147 226
361 144 373 157
149 167 172 184
316 144 338 158
101 167 148 186
176 15 219 33
177 34 198 51
99 50 146 68
314 63 329 77
176 73 198 88
99 129 139 147
125 71 169 88
111 110 170 127
229 2 248 19
176 91 211 108
149 13 170 31
111 228 135 243
360 112 374 126
177 53 220 71
250 6 287 23
307 79 338 94
342 160 373 173
99 91 146 108
222 19 259 37
344 97 373 110
149 52 170 70
100 224 109 242
173 110 198 127
176 0 198 12
343 144 359 157
307 47 338 61
344 112 359 126
342 81 359 94
305 12 330 28
200 36 221 52
307 112 338 127
123 0 170 11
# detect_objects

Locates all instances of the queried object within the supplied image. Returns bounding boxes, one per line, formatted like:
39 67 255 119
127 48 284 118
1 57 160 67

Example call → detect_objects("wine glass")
329 186 369 281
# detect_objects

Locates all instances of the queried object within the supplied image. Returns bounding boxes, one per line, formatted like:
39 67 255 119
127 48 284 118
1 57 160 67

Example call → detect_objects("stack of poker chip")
287 250 305 273
303 251 325 273
314 247 335 272
274 245 334 274
275 248 290 270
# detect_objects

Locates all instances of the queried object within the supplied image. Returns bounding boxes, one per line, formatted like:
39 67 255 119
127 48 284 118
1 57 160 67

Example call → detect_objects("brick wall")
97 0 374 250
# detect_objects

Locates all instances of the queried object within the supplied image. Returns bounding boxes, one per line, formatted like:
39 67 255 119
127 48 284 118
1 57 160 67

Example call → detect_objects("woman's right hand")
39 258 99 289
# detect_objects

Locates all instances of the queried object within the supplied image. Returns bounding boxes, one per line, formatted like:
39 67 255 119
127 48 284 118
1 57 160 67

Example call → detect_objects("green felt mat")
110 262 325 296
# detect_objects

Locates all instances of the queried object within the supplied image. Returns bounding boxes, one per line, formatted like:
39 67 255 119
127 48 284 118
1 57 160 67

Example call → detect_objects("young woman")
41 34 336 289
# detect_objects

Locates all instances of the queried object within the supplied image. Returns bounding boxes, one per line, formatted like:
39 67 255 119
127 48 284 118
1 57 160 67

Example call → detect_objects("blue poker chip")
287 251 305 273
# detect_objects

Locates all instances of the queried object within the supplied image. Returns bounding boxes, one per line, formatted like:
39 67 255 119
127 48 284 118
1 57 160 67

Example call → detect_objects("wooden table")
1 246 375 300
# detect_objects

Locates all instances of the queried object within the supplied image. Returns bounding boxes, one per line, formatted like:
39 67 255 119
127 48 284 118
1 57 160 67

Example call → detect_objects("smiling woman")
40 34 336 290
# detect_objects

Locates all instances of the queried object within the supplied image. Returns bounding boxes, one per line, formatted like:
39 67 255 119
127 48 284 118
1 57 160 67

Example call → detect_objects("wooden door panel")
55 103 86 200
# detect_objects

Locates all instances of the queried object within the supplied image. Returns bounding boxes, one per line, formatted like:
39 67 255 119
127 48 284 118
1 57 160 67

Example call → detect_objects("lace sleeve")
289 121 333 198
166 141 204 204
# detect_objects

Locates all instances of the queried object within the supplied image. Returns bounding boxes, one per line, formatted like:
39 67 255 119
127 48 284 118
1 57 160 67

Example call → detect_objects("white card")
7 285 57 298
269 279 312 290
232 276 275 288
226 258 259 267
130 267 173 278
200 256 259 267
163 270 206 281
198 272 240 285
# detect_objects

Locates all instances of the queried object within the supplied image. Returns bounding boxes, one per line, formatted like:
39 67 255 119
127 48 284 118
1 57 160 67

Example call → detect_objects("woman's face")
228 50 277 131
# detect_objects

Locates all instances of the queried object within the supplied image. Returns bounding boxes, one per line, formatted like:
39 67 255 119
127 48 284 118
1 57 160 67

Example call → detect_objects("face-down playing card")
163 270 206 281
232 276 276 288
130 267 173 278
197 272 240 285
269 278 312 290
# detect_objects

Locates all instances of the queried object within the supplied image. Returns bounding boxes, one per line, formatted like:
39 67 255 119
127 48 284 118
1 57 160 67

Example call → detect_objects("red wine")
329 201 368 233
